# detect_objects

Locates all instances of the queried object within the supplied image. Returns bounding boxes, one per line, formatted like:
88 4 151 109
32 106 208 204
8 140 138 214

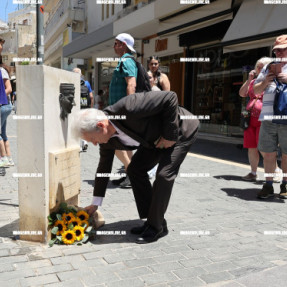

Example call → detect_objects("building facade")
50 0 287 139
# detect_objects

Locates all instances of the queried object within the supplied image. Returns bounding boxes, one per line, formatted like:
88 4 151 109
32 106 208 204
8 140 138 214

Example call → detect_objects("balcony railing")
117 0 155 20
44 0 85 41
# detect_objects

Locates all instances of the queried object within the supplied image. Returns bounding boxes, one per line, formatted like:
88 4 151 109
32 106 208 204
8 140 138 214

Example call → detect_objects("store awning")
158 0 232 37
222 0 287 53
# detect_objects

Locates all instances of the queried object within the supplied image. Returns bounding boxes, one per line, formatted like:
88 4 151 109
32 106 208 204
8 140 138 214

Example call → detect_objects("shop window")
192 46 270 136
155 39 168 52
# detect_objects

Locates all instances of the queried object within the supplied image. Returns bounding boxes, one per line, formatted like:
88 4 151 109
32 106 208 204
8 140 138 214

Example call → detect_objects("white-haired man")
72 91 199 244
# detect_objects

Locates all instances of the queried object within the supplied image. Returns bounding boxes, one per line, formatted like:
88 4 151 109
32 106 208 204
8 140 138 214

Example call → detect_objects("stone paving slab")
2 118 287 286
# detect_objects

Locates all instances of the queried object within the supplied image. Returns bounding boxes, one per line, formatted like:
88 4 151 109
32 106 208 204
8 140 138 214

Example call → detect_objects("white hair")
72 109 107 138
256 57 272 67
73 67 82 75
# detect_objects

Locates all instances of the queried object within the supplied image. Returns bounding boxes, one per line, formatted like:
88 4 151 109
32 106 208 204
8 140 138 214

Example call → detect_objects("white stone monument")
16 65 81 242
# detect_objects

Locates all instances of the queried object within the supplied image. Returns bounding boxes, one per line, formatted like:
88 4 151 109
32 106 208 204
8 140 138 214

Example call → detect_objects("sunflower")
81 220 89 230
73 226 85 241
63 212 75 224
62 230 76 245
77 210 89 221
54 220 66 235
70 217 82 227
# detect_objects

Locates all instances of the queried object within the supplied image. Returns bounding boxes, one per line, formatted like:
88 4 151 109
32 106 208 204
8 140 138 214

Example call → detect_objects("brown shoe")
242 173 257 181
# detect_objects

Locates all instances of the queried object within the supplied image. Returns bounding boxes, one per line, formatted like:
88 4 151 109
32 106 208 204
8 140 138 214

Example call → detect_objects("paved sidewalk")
1 117 287 286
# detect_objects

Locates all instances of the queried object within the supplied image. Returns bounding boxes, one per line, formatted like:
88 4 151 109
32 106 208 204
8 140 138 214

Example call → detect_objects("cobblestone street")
1 118 287 286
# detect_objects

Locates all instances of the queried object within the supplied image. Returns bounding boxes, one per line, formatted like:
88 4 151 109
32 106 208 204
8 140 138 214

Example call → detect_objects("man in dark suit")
72 91 199 243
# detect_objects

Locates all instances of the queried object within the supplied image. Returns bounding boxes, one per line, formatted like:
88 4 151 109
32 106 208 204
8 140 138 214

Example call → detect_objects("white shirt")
256 63 287 121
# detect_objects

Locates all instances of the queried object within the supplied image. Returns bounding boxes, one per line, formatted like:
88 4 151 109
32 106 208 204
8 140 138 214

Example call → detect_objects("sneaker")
0 167 5 176
6 158 15 166
119 175 132 188
0 158 9 167
242 173 257 181
257 183 274 199
82 144 88 151
279 183 287 199
273 168 283 183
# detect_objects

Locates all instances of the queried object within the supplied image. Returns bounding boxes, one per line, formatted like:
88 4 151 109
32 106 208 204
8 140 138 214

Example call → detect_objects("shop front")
191 45 270 137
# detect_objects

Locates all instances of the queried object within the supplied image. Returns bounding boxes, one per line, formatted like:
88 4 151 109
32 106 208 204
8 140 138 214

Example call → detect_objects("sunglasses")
274 48 287 53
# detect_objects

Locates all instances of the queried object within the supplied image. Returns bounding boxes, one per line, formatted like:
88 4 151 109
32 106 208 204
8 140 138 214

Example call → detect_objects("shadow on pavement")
83 179 128 190
214 175 265 184
0 218 19 238
0 199 19 207
221 188 285 203
191 139 264 167
90 219 145 244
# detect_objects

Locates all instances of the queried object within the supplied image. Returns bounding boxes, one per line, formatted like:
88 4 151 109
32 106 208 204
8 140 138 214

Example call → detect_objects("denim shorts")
258 121 287 154
0 103 12 141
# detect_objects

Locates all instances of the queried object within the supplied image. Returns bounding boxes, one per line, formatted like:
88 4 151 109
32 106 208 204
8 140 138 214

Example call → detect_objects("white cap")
115 33 136 53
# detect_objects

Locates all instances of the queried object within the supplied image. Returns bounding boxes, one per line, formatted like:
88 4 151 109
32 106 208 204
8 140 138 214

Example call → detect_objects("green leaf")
82 235 89 243
70 206 78 213
77 242 82 246
56 236 62 242
56 214 62 221
47 215 52 221
86 226 92 233
48 238 56 247
51 226 59 235
82 223 87 229
67 223 74 230
59 202 68 209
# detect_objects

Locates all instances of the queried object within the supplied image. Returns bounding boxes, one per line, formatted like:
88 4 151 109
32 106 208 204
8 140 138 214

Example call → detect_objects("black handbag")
240 95 260 130
240 110 250 130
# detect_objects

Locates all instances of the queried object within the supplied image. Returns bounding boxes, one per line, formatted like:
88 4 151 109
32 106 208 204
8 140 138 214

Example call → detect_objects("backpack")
80 79 90 109
273 79 287 124
120 56 151 93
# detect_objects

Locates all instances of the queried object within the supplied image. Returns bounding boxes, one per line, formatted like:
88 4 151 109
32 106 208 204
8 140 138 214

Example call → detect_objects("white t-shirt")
0 67 10 102
256 63 287 121
0 67 9 80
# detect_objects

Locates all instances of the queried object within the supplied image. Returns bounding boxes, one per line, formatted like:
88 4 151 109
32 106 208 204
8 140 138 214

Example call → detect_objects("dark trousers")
127 131 197 230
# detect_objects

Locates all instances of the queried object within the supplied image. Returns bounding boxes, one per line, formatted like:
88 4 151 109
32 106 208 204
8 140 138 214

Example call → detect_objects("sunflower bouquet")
48 202 95 247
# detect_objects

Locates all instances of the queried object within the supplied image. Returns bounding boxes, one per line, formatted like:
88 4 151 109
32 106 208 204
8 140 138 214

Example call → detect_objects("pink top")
246 79 263 118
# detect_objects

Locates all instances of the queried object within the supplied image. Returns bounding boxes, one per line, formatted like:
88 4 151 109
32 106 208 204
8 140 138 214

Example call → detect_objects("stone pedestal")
16 65 80 243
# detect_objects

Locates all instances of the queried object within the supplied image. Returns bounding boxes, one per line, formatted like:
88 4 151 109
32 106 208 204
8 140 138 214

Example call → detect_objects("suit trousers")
127 131 197 230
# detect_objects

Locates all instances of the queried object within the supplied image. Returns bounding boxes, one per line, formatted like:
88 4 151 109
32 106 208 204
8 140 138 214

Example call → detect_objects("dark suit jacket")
94 91 199 197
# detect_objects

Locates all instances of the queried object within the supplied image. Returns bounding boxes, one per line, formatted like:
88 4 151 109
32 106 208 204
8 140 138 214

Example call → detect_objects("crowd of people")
3 31 287 243
239 35 287 199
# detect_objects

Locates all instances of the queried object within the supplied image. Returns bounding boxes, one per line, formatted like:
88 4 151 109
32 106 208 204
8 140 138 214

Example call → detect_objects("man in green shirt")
109 33 137 188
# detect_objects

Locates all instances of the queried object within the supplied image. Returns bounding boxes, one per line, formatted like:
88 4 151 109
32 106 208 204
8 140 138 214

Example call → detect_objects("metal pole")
36 4 44 65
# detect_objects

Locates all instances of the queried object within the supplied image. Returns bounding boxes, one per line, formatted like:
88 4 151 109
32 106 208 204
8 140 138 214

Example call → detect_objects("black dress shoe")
136 225 164 244
111 176 126 185
131 219 168 235
119 176 132 188
130 221 148 235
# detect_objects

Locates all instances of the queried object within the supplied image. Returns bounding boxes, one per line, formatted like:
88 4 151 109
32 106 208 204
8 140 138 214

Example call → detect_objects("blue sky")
0 0 20 23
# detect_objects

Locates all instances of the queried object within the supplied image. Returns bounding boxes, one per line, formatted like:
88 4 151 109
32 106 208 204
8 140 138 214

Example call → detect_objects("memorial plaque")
49 147 81 211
